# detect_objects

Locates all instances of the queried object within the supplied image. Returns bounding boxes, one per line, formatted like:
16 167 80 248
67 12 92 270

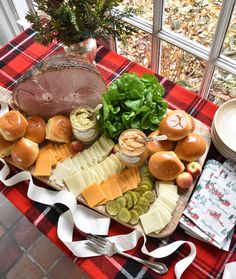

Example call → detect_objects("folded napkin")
180 159 236 251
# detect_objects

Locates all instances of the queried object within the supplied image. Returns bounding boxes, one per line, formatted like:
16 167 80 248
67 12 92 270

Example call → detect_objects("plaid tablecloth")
0 28 235 279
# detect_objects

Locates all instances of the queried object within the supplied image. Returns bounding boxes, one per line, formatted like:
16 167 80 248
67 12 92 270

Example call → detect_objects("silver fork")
86 234 168 275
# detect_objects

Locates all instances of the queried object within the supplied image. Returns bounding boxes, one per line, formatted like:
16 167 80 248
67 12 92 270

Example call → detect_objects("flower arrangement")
26 0 138 46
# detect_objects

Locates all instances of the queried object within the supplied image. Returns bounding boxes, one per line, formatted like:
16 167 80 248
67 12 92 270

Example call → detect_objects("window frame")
120 0 236 99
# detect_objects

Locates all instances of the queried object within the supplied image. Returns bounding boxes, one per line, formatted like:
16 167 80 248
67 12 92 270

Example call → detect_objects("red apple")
186 161 202 178
176 172 193 189
70 140 84 153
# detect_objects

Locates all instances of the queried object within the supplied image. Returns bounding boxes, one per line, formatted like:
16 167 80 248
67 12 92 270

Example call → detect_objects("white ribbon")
0 158 196 278
0 100 196 278
222 262 236 279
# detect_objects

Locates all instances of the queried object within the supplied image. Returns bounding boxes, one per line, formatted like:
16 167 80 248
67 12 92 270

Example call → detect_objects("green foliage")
26 0 138 46
97 73 167 140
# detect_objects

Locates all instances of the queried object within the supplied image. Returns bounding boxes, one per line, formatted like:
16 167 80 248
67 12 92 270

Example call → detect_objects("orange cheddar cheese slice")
34 155 52 177
106 175 122 199
81 183 106 208
62 144 73 158
99 181 113 202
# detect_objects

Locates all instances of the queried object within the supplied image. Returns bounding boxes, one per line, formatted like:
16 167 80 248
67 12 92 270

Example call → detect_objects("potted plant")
26 0 138 62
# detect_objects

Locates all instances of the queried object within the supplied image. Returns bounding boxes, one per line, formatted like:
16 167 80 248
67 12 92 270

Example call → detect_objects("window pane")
120 0 153 22
222 7 236 61
209 68 236 105
160 41 206 92
164 0 221 47
117 31 152 69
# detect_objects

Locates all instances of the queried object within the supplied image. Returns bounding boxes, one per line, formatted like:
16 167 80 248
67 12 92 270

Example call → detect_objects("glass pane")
209 68 236 105
119 0 153 22
117 31 152 69
222 6 236 61
160 41 206 92
164 0 222 47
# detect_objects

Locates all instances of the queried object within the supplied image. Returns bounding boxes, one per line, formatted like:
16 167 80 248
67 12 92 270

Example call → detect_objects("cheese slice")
158 187 179 200
64 172 87 196
81 183 106 208
140 208 165 235
61 158 77 172
156 181 178 195
52 163 72 184
109 153 124 173
154 198 174 214
99 181 113 203
158 195 177 212
106 175 122 199
34 156 52 177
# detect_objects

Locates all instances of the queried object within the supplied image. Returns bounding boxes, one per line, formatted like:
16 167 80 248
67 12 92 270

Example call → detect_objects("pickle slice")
142 191 156 203
116 196 126 208
140 178 153 188
136 185 150 195
128 191 138 206
129 209 140 225
132 191 141 200
133 205 144 216
117 207 131 223
105 200 121 216
124 192 133 209
137 196 150 213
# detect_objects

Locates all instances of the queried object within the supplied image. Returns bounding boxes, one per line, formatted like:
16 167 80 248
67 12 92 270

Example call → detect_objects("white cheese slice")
90 166 103 184
75 153 87 169
140 208 165 235
88 145 99 164
64 171 86 197
156 181 178 195
154 201 172 219
110 153 124 173
155 198 175 214
81 169 94 187
82 149 93 167
62 158 77 173
99 160 112 179
105 156 118 174
158 195 177 212
93 141 106 161
71 155 81 170
158 188 179 201
52 163 73 184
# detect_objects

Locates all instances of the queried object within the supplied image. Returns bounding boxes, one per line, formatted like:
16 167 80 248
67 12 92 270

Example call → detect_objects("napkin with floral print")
180 159 236 250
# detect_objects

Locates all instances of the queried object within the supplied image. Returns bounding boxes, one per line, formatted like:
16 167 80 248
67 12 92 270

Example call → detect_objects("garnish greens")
98 73 167 140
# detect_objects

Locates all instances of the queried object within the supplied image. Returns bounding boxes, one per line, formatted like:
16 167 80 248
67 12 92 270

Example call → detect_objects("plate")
5 116 211 238
214 99 236 153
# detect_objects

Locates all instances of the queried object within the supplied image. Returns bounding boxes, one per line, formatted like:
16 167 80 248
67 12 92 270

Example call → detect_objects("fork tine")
87 237 106 249
86 241 104 254
87 234 108 246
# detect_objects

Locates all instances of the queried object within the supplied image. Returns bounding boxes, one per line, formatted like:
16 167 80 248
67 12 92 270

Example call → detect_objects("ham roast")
13 54 107 120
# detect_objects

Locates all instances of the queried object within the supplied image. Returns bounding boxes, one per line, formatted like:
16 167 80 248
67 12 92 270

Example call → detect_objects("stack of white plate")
211 99 236 162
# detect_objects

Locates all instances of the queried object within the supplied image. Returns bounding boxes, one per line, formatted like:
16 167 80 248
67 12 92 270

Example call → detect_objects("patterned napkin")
180 159 236 251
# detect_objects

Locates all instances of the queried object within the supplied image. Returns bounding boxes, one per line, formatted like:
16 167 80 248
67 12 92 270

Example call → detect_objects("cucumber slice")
116 196 126 208
142 191 156 203
137 196 150 213
133 205 144 216
124 192 133 209
105 200 121 216
117 207 131 223
129 209 140 225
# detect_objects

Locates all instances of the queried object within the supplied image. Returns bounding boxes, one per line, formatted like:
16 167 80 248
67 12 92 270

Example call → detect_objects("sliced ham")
13 54 107 120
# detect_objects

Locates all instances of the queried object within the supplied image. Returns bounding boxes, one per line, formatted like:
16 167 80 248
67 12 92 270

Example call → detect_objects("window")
2 0 236 104
117 0 236 104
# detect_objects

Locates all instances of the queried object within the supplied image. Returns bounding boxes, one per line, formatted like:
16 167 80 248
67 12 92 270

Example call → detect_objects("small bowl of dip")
118 129 148 168
70 106 99 144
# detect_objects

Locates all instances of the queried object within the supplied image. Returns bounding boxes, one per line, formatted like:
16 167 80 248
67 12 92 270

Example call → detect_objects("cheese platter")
0 59 211 238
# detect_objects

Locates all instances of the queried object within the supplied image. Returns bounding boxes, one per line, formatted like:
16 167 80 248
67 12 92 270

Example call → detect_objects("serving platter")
4 116 211 238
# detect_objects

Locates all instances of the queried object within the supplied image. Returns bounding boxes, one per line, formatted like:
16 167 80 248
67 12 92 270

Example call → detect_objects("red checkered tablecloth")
0 28 235 279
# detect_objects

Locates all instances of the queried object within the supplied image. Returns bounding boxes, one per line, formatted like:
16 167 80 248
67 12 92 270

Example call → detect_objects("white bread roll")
174 133 206 162
159 110 195 141
11 137 39 169
148 151 185 180
25 116 46 144
46 115 72 143
0 136 14 158
0 110 28 142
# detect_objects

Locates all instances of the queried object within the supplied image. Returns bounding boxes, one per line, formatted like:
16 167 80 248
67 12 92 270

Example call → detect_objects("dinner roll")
148 151 185 181
25 116 46 144
0 136 14 158
0 110 28 142
46 115 72 143
11 137 39 169
147 130 175 157
159 110 195 141
175 133 206 162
